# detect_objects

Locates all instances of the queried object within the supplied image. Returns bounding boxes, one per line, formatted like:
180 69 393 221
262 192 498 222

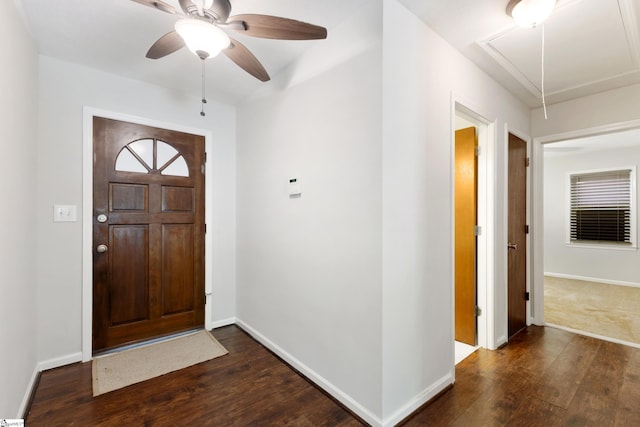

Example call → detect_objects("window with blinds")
569 168 634 245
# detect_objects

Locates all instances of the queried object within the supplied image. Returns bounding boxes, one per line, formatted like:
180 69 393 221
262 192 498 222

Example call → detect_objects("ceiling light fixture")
174 18 230 116
506 0 556 28
174 18 230 60
506 0 556 119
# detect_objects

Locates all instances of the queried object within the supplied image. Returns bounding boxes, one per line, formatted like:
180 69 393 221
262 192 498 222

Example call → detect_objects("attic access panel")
478 0 640 97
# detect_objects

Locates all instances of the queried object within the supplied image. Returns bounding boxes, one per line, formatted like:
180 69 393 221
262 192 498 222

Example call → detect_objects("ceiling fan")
132 0 328 82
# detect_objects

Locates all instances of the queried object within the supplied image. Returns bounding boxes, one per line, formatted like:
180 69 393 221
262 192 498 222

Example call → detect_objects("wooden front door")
508 133 527 338
93 117 205 353
455 127 478 345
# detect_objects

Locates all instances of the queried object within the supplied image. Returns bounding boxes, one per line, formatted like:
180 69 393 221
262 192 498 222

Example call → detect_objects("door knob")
97 214 108 223
96 244 108 253
507 242 518 250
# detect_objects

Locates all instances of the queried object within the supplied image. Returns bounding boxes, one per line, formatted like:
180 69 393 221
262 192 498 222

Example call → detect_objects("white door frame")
452 95 497 352
530 118 640 326
81 107 214 362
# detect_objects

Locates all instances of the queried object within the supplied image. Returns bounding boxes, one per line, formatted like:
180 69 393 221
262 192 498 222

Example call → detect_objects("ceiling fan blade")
223 38 270 82
146 31 185 59
227 14 327 40
131 0 178 15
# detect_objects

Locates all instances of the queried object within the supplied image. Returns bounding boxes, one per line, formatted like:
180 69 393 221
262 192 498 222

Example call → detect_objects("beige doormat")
92 330 228 396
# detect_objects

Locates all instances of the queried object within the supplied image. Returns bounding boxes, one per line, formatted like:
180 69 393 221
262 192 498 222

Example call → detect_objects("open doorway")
453 105 493 363
540 127 640 347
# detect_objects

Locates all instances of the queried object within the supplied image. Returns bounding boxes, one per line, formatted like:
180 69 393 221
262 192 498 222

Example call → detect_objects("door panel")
508 133 527 338
162 186 194 212
93 117 205 353
161 224 195 315
109 225 149 326
455 127 478 346
111 183 148 211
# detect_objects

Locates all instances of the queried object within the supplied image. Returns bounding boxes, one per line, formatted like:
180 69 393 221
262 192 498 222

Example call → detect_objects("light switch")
53 205 77 222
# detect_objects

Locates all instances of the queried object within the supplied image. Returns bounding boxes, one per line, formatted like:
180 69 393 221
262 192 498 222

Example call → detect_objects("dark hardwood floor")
26 325 364 426
26 325 640 426
403 326 640 426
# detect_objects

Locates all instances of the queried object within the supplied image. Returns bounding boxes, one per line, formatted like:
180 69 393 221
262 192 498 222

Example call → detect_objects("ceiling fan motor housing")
184 0 231 23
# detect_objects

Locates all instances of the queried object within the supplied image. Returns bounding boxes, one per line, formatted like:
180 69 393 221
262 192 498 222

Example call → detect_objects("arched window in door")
115 139 189 177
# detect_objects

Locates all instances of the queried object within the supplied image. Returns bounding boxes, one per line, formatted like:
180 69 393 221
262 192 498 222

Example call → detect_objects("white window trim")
565 165 637 249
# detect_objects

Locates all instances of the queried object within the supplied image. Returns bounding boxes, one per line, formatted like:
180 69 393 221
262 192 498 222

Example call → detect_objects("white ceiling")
17 0 640 107
544 127 640 156
18 0 369 105
399 0 640 107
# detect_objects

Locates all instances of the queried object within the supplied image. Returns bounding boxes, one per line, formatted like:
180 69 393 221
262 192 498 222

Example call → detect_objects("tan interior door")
455 127 478 345
508 133 527 338
92 117 205 353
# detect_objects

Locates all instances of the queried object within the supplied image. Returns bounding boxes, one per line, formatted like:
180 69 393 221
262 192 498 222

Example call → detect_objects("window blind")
570 169 631 243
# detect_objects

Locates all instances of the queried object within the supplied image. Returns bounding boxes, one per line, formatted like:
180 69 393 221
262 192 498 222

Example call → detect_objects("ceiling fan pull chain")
200 58 208 117
541 23 548 120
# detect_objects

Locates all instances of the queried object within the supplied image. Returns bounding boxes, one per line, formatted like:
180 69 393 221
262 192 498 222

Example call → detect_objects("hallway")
404 326 640 426
27 325 640 426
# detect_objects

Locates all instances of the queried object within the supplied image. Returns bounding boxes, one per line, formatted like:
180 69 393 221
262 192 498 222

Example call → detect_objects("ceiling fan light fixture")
507 0 556 28
175 18 230 59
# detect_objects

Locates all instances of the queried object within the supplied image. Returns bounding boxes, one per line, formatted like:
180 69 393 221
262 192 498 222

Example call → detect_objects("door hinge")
525 292 530 301
204 152 208 162
525 224 529 234
474 225 482 236
204 223 207 234
475 306 482 316
475 146 481 157
525 157 530 167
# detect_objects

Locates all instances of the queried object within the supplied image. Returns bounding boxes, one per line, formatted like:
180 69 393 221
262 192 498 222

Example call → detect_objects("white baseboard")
496 335 508 348
18 364 40 419
37 352 83 372
18 352 83 418
235 318 383 427
545 323 640 349
209 317 236 329
381 371 453 427
544 272 640 288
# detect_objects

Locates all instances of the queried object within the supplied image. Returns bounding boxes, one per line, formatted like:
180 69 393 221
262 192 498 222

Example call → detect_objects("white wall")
544 146 640 284
35 56 237 363
532 83 640 136
0 0 39 418
381 0 530 422
239 0 530 424
236 2 383 423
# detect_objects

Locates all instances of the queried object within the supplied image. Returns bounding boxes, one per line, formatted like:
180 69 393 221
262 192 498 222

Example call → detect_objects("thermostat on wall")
288 177 302 196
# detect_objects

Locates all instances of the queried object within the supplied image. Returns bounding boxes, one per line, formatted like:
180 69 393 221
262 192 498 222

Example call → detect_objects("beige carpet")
92 330 228 396
544 275 640 345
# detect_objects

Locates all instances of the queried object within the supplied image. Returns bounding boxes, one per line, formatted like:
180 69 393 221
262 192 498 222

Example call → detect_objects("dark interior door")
508 133 527 338
455 127 478 345
93 117 205 353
